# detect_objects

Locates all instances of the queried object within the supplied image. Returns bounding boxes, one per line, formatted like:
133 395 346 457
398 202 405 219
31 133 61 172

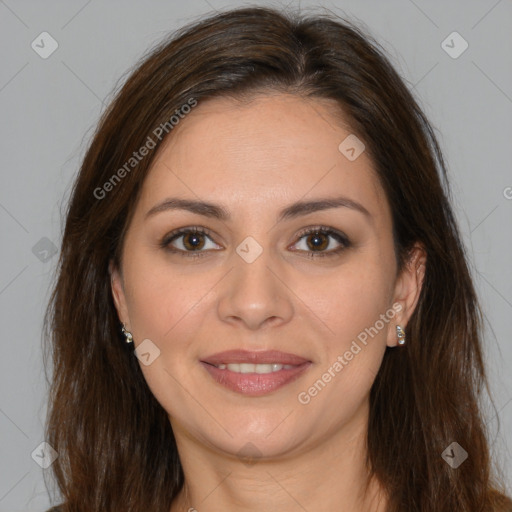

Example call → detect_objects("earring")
121 323 133 344
396 325 406 345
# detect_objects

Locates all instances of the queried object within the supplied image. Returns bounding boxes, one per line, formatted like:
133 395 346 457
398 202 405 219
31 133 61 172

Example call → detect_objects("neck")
169 401 388 512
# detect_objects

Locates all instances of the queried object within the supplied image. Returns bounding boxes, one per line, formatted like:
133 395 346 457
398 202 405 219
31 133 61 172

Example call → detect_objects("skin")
110 93 426 512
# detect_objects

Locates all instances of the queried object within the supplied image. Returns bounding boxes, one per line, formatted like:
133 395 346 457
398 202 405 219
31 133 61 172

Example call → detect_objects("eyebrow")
145 196 371 223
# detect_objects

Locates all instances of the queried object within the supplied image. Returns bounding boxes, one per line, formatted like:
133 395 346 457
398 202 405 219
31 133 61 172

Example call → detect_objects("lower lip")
200 362 312 396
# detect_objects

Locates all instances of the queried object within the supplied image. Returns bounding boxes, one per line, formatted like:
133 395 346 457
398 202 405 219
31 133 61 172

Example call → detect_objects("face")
110 93 423 460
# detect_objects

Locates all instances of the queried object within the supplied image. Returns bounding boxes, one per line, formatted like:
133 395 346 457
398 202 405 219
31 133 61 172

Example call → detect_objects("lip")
200 350 312 396
201 349 310 366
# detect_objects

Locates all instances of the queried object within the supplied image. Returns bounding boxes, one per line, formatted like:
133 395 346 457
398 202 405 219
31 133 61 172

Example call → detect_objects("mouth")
200 349 312 396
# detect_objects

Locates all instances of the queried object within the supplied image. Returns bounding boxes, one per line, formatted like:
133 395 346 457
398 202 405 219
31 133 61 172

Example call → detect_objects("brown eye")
160 225 351 260
305 232 329 251
160 227 221 258
292 227 351 259
181 232 206 251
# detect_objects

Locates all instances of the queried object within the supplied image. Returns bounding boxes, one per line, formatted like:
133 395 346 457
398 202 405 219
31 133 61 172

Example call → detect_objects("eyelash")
160 225 351 260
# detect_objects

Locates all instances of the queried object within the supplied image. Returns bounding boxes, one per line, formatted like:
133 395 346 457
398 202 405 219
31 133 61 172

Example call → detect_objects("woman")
43 6 512 511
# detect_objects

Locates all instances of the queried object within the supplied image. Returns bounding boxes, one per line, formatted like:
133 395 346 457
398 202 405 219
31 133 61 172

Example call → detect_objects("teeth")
215 363 296 374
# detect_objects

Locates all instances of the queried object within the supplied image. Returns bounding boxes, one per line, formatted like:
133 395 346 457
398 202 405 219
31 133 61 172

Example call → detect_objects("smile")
200 350 312 396
212 363 296 373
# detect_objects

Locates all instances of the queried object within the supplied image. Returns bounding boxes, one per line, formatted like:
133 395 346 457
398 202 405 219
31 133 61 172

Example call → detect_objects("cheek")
122 249 206 342
121 255 216 427
313 257 395 347
297 256 394 409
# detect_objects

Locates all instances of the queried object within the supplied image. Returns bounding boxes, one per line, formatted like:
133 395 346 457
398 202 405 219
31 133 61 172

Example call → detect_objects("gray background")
0 0 511 509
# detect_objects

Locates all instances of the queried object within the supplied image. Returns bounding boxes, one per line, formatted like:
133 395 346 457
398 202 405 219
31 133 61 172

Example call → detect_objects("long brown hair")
43 6 511 511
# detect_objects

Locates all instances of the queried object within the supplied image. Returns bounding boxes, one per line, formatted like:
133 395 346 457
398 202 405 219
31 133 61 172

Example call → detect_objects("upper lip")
201 349 310 366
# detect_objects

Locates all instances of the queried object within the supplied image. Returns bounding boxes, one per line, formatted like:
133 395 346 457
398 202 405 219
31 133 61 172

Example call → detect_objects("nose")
216 247 294 331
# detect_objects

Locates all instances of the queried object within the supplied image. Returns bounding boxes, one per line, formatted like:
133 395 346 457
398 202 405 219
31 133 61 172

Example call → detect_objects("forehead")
135 93 388 223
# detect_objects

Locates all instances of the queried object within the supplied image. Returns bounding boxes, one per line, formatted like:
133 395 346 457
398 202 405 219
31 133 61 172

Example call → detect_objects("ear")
109 259 131 330
386 242 426 347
